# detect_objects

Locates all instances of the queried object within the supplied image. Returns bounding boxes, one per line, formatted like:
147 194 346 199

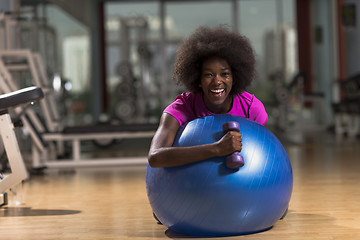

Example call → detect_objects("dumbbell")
222 121 244 169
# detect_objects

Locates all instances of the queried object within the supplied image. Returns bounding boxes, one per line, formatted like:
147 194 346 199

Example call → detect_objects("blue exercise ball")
146 114 293 237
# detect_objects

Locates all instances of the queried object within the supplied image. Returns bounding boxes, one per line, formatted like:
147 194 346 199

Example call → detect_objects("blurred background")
1 1 359 238
0 0 359 159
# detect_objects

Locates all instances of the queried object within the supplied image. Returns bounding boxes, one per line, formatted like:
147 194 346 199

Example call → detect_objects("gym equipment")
0 50 157 169
222 121 244 169
332 74 360 137
146 114 293 237
274 71 330 132
0 86 43 196
0 11 157 169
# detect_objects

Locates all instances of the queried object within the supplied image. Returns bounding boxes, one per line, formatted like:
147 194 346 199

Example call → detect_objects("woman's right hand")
215 131 242 156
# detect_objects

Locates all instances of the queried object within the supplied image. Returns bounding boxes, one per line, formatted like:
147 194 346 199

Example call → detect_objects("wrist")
210 142 221 157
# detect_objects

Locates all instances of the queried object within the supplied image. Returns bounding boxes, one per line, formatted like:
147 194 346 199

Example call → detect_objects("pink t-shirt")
164 91 268 126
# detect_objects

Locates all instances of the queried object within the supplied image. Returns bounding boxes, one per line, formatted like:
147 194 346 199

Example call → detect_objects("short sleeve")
163 93 195 126
249 96 268 126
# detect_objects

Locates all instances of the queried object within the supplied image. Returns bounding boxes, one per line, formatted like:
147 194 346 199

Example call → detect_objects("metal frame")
0 86 43 195
0 112 28 193
0 49 60 132
40 130 153 168
0 49 154 169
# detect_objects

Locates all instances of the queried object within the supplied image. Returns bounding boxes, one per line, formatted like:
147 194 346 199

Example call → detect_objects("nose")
213 74 222 84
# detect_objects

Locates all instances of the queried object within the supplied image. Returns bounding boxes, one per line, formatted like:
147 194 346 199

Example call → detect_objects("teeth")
211 89 224 93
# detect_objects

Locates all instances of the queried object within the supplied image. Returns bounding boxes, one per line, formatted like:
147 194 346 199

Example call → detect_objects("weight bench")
0 86 43 204
37 123 157 168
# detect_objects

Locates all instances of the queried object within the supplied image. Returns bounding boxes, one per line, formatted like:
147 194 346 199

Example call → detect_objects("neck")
204 95 233 114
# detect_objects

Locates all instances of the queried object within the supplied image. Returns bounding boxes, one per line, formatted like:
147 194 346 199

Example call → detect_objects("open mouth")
210 88 225 96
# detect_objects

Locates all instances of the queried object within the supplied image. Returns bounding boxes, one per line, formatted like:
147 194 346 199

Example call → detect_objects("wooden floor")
1 131 360 240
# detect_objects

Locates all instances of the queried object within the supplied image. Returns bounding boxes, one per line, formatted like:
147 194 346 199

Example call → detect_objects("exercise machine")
0 50 157 169
274 71 330 132
0 86 44 206
0 11 157 169
332 74 360 137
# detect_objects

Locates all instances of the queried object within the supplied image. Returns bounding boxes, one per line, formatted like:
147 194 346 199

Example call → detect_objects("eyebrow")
202 67 230 71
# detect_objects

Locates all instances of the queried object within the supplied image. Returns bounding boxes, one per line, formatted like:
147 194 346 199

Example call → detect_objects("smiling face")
200 56 233 113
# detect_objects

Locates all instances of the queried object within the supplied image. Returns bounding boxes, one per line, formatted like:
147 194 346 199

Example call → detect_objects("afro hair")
173 25 256 95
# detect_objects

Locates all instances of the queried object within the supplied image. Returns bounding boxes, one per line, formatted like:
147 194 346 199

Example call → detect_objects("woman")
148 26 267 168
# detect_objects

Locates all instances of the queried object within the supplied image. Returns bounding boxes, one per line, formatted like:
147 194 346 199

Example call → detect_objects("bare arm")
148 113 242 168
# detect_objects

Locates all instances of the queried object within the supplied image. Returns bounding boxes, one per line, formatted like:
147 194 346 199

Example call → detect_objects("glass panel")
105 1 233 123
105 2 160 123
17 0 297 127
165 2 232 39
238 0 297 104
19 4 91 126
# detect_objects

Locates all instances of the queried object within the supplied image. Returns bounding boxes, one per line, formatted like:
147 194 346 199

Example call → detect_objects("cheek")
229 74 234 85
226 78 234 87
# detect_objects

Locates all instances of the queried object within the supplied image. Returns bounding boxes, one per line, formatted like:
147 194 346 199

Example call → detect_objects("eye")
203 73 213 78
221 72 231 78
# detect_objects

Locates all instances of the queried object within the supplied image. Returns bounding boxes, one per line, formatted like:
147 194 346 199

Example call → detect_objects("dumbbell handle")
222 121 244 169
